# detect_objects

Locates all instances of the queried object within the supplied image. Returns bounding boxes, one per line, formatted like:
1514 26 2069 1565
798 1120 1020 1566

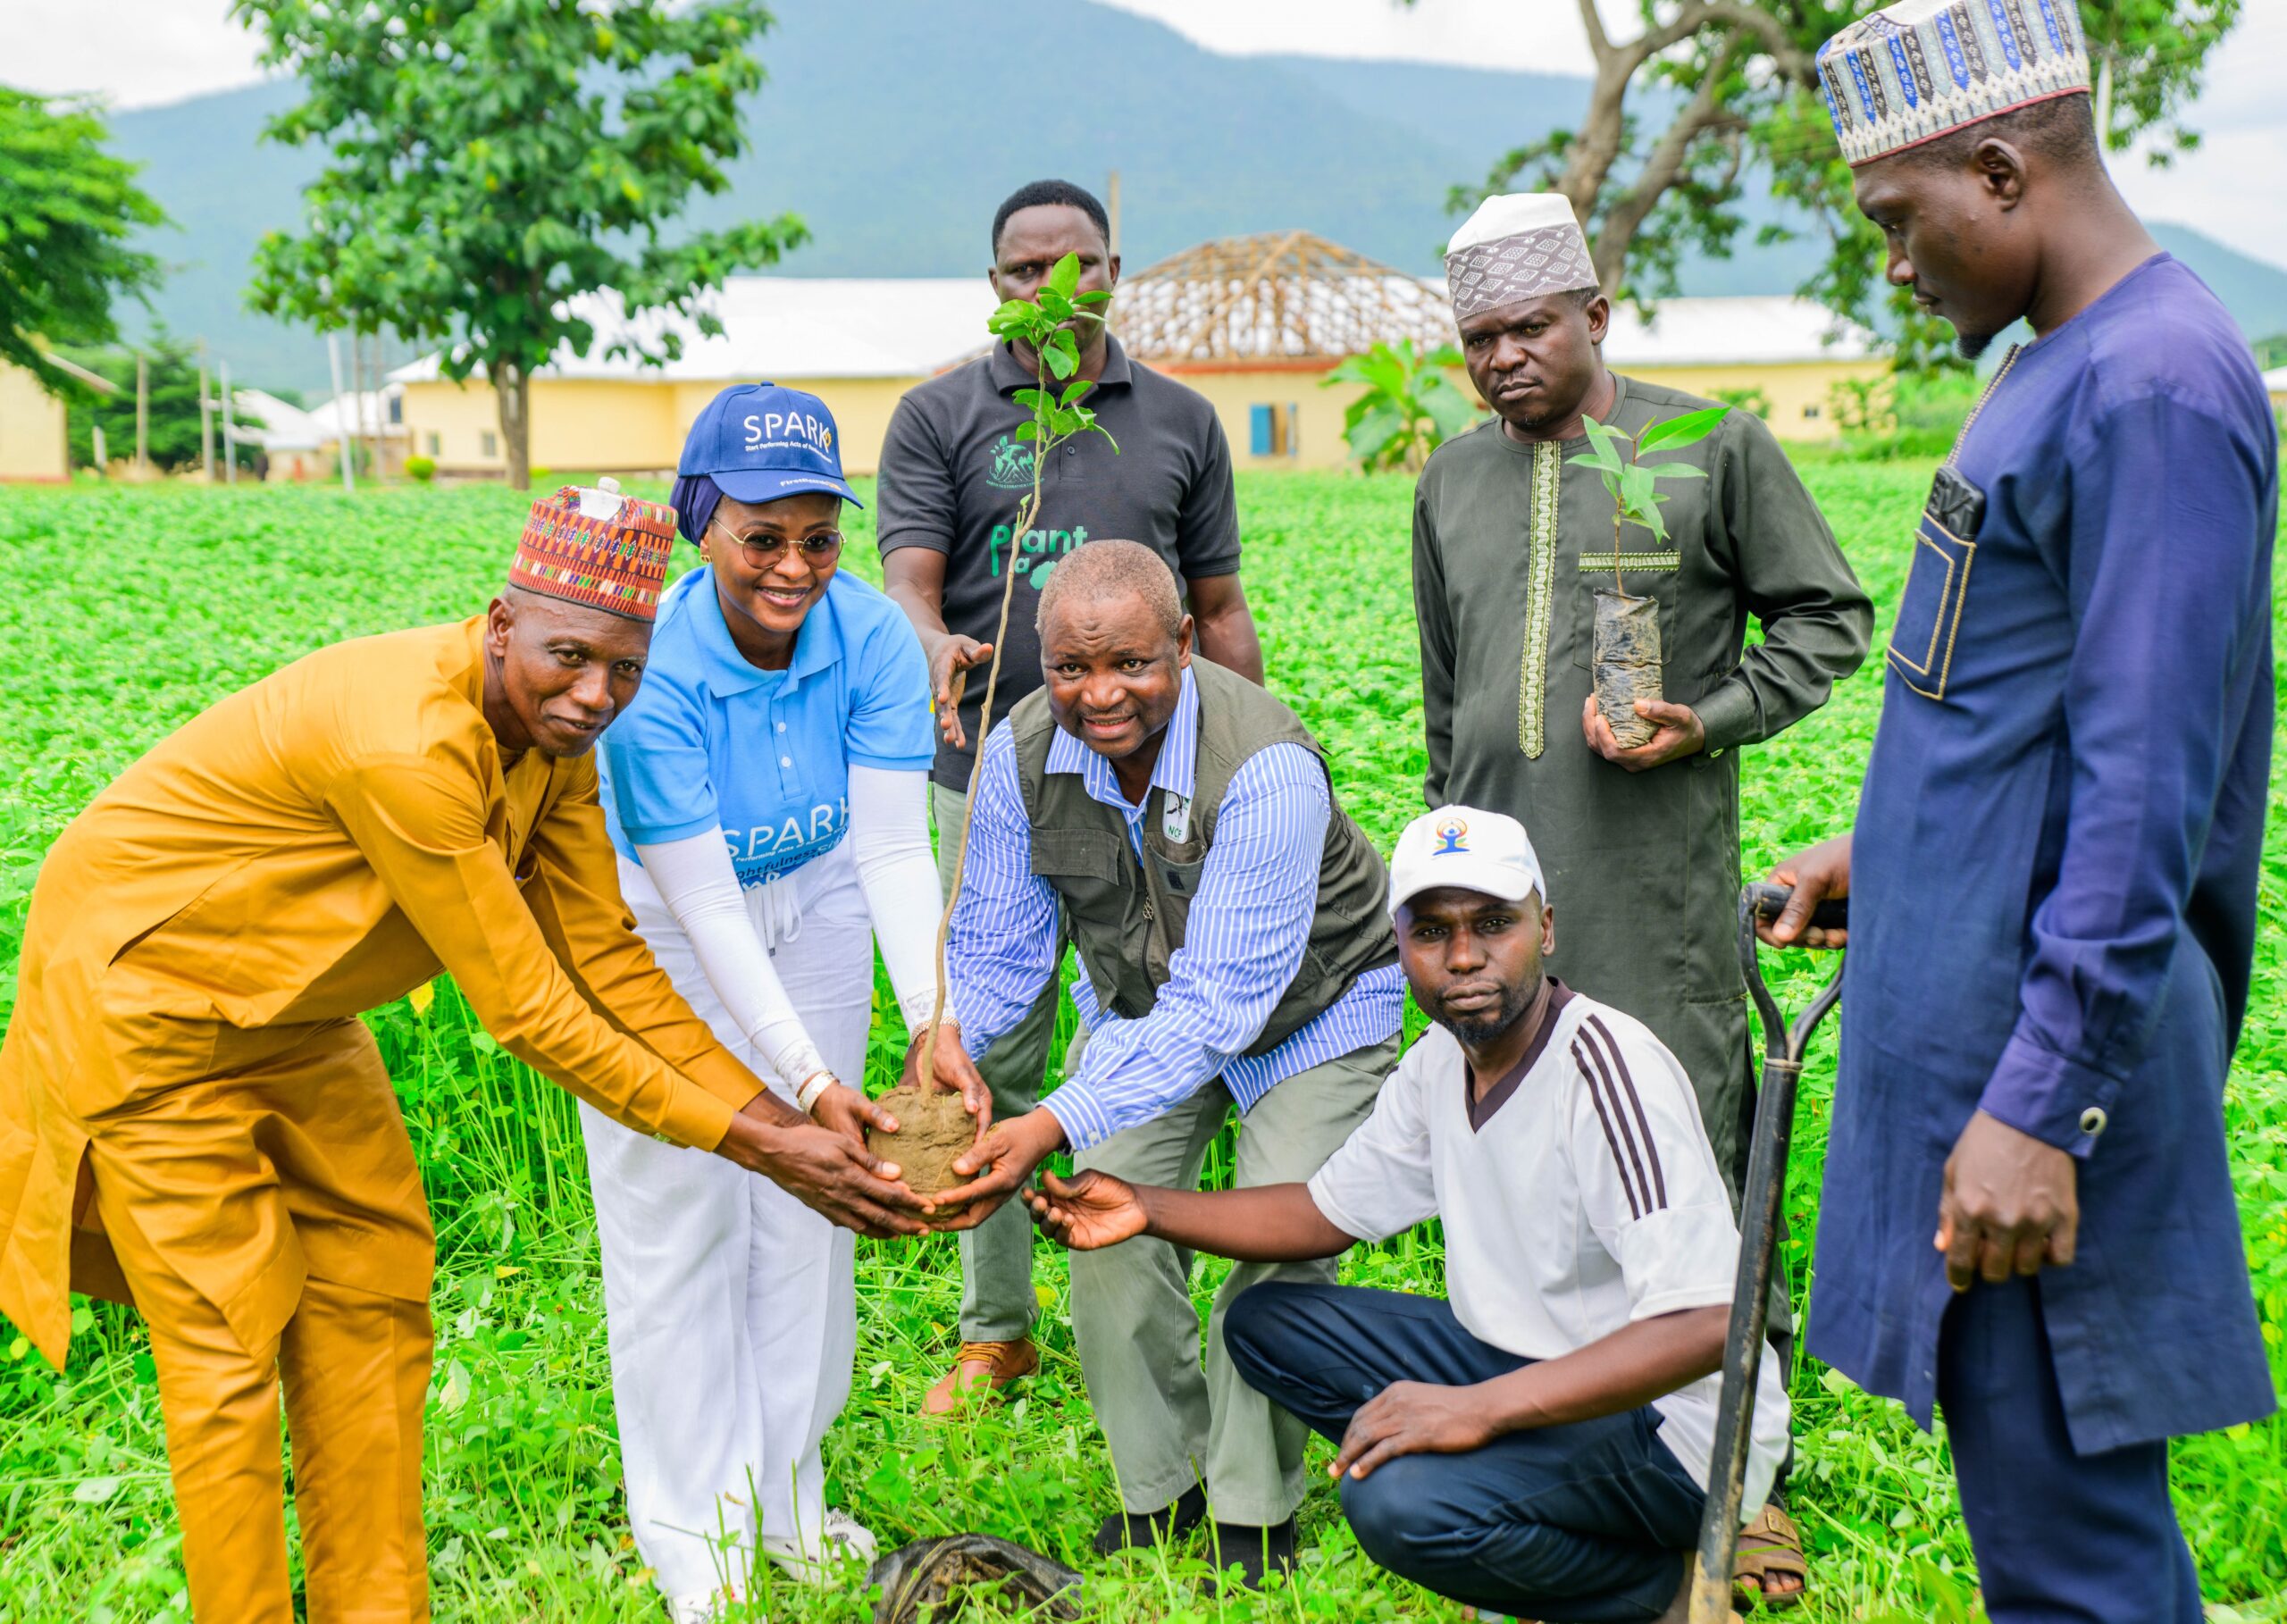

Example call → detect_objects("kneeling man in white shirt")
1026 805 1789 1623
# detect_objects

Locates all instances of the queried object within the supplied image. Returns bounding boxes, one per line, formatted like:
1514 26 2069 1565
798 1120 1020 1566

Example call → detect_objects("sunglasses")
706 516 845 569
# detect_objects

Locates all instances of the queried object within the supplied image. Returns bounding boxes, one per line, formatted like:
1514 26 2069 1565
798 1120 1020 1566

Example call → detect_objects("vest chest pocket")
1030 827 1130 912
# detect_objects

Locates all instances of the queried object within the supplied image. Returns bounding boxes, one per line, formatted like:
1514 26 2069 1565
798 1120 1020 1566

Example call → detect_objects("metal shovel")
1686 882 1847 1624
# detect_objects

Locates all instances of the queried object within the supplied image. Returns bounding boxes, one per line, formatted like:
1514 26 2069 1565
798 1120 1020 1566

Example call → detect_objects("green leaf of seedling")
1013 422 1040 440
1060 379 1094 407
1635 405 1730 453
1074 288 1110 306
1043 344 1077 381
1638 461 1706 480
1090 423 1119 453
1037 288 1074 322
1619 462 1657 515
1012 389 1048 411
1572 448 1626 476
1047 251 1083 300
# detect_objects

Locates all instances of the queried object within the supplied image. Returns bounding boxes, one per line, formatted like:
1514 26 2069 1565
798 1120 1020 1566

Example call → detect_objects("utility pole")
327 331 356 493
197 343 214 482
219 360 238 485
135 352 149 477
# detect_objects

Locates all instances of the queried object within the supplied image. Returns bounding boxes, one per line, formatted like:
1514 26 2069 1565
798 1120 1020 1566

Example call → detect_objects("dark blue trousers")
1939 1276 2201 1624
1225 1282 1705 1623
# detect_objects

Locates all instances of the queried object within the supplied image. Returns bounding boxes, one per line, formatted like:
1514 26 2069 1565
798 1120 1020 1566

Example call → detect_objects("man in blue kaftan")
1764 5 2277 1620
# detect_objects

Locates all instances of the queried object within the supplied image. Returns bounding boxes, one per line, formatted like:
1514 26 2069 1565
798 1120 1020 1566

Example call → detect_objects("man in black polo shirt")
880 178 1265 1416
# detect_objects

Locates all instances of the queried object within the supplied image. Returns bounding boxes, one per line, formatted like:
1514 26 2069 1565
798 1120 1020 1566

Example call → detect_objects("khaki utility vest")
1010 658 1396 1058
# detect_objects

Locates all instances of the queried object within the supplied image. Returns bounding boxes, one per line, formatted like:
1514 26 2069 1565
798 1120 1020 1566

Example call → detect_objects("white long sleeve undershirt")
632 764 953 1091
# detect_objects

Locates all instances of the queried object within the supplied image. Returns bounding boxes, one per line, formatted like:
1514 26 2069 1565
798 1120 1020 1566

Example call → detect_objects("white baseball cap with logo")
1387 805 1546 916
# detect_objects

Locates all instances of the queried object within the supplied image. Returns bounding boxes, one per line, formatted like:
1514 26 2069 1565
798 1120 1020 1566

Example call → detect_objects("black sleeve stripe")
1584 1014 1670 1211
1572 1037 1647 1220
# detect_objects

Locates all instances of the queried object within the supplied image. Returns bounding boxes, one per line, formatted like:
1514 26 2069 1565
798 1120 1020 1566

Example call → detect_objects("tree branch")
1621 0 1812 82
1576 0 1614 62
1592 44 1738 289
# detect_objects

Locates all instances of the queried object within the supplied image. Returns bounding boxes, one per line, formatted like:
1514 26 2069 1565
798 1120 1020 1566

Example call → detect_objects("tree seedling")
1575 406 1728 749
916 252 1118 1094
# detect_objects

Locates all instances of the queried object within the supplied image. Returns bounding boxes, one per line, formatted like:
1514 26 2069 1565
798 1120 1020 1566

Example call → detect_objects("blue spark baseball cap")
677 382 862 508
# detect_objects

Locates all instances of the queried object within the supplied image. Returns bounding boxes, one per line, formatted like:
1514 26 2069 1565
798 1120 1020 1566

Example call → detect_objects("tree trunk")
498 363 531 492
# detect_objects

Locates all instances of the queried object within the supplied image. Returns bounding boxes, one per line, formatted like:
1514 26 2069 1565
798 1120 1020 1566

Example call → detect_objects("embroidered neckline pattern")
1517 439 1563 759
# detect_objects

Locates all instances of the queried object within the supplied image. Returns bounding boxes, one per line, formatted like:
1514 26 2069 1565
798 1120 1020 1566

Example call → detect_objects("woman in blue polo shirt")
582 384 959 1620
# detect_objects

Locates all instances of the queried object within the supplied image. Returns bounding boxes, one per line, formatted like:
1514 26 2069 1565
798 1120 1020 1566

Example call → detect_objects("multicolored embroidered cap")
1445 193 1599 323
1817 0 2090 168
509 479 674 622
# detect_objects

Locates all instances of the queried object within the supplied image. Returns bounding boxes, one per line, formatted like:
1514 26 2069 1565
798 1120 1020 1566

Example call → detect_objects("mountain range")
99 0 2287 392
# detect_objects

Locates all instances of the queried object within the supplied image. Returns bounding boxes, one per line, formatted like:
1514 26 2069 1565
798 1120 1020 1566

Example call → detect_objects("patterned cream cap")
1818 0 2090 167
1444 193 1598 322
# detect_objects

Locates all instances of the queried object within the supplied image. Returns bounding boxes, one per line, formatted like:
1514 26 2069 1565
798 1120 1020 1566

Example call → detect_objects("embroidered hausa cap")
1387 805 1547 917
1817 0 2090 168
1443 193 1599 323
508 478 675 622
677 381 861 507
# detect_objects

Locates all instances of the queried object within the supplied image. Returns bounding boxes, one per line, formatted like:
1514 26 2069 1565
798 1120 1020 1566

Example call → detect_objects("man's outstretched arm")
1025 1168 1354 1261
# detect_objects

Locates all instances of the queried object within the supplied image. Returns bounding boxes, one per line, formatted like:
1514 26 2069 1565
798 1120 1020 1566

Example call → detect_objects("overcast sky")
5 0 2283 266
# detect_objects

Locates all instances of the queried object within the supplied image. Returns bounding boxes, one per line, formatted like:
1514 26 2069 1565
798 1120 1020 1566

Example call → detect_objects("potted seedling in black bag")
1576 405 1728 749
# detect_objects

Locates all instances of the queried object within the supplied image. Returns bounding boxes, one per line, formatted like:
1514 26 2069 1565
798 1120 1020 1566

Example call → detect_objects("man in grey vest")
919 540 1403 1585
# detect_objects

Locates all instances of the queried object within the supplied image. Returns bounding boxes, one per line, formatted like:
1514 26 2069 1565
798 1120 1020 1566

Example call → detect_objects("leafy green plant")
1323 339 1479 473
1711 384 1772 421
404 455 436 484
917 251 1117 1080
1577 406 1727 588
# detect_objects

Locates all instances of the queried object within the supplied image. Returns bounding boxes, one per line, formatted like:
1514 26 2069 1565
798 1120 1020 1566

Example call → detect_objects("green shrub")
405 454 436 483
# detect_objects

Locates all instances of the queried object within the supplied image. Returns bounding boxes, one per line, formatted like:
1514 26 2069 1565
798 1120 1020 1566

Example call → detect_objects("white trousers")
578 846 873 1602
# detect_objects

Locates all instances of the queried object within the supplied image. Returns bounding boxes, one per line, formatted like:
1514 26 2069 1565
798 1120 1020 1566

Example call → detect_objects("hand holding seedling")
1937 1110 2080 1292
1023 1168 1148 1250
1581 693 1705 770
926 1106 1070 1232
716 1091 930 1239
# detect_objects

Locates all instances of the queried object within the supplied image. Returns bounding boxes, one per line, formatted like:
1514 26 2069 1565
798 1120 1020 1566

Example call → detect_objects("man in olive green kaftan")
1416 193 1873 1209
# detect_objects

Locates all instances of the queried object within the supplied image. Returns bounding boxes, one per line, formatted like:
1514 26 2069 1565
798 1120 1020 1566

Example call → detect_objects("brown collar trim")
1463 978 1574 1133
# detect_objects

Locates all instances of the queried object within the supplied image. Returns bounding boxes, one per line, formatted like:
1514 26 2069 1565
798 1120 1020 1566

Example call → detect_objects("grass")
0 465 2281 1623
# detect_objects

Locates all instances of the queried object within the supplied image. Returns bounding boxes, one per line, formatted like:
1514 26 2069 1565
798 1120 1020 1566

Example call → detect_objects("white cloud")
0 0 267 109
1092 0 1606 74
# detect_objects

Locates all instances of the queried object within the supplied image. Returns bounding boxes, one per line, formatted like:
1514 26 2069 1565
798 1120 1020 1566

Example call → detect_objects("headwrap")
1443 193 1598 323
671 473 724 545
1816 0 2090 168
508 482 675 622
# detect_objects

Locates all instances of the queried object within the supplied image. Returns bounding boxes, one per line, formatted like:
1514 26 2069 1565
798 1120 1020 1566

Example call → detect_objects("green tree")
1324 339 1482 473
1432 2 2246 372
58 331 206 472
0 88 164 397
231 0 807 490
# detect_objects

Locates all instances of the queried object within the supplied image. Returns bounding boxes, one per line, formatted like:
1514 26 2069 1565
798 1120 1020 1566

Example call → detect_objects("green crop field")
0 467 2282 1624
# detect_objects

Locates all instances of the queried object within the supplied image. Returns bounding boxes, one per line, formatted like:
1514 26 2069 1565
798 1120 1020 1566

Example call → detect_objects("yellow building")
392 246 1884 479
0 355 113 482
393 280 997 479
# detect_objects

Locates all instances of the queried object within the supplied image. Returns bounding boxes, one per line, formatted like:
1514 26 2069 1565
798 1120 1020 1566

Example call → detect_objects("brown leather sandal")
1730 1503 1809 1612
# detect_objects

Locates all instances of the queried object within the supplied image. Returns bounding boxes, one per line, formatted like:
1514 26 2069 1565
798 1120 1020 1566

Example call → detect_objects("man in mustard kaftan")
0 486 923 1622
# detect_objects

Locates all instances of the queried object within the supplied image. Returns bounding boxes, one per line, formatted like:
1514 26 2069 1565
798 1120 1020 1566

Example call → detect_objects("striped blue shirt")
948 668 1403 1151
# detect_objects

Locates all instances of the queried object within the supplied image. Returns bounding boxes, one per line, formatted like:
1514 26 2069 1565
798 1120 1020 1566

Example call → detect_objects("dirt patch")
867 1081 983 1206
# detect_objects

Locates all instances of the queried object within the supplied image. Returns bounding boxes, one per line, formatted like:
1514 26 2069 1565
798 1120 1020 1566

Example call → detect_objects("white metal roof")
229 389 323 451
1599 296 1879 367
306 387 408 442
390 277 999 387
389 278 1877 385
2262 364 2287 392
